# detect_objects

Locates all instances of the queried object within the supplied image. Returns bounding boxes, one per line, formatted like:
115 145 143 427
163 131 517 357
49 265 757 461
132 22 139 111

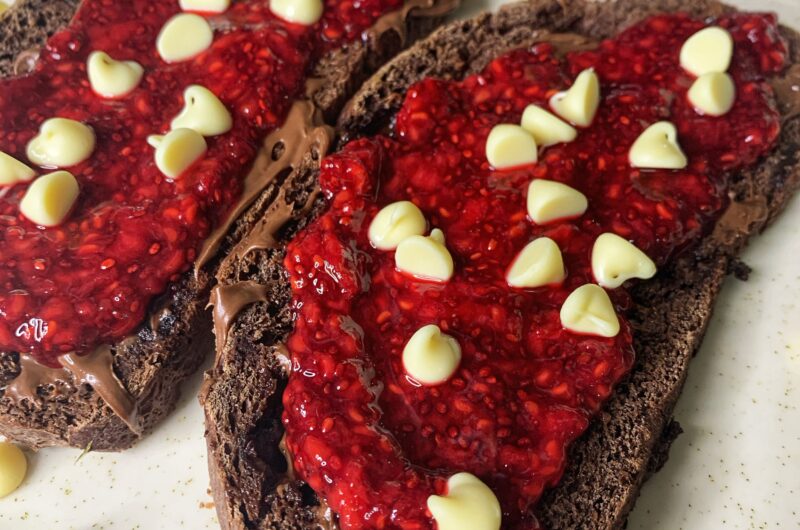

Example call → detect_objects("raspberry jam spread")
282 13 787 529
0 0 402 366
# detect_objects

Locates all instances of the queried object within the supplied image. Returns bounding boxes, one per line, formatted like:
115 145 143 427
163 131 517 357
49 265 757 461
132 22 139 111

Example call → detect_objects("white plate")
1 1 799 529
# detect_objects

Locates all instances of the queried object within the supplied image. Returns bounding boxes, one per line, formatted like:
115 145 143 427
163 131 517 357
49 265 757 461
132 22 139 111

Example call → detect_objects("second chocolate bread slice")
202 0 800 528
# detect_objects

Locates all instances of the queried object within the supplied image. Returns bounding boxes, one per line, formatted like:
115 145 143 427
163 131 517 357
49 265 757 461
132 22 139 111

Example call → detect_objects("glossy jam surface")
283 13 787 530
0 0 402 364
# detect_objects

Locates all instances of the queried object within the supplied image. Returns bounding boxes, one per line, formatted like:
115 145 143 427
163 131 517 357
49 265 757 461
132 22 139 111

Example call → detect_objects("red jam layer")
0 0 402 365
283 13 787 530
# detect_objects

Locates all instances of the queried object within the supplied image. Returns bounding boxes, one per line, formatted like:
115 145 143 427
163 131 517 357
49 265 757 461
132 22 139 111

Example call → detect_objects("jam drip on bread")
0 0 403 365
282 13 787 530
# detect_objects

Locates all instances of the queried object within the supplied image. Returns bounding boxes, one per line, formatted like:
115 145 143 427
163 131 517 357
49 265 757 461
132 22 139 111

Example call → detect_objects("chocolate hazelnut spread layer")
6 346 138 434
195 100 334 271
5 353 68 403
368 0 460 45
208 281 269 352
711 67 800 247
58 346 139 434
772 63 800 119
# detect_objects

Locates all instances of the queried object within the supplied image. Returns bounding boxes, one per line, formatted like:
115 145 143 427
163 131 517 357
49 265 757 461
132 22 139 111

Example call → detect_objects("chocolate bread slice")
0 0 458 451
201 0 800 528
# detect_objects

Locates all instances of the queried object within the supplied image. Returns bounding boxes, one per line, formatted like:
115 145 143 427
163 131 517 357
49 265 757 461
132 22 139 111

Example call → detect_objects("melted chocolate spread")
772 63 800 119
712 66 800 246
5 354 68 403
367 0 459 45
5 346 138 434
59 346 139 434
195 99 334 270
208 281 269 352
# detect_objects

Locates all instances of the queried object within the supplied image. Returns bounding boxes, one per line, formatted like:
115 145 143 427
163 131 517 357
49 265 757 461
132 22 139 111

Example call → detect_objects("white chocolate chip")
629 121 688 170
19 170 80 227
87 51 144 99
0 151 36 186
368 200 427 250
591 233 656 289
171 85 233 137
403 324 462 385
688 72 736 116
0 442 27 498
506 237 565 288
560 284 620 338
549 68 600 127
429 228 445 245
179 0 230 13
270 0 324 25
527 179 588 225
146 135 164 148
520 105 577 147
152 128 207 179
157 13 213 63
395 229 454 282
26 118 96 168
680 26 733 77
427 473 502 530
485 124 538 169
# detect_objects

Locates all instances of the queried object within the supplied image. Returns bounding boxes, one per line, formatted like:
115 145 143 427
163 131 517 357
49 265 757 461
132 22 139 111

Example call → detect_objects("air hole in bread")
271 141 285 162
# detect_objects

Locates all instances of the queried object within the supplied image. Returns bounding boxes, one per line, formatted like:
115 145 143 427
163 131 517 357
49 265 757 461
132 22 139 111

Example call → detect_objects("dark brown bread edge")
202 0 800 529
0 1 457 451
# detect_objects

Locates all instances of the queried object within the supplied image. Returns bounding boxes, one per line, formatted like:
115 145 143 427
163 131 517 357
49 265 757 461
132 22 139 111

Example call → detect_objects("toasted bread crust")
0 0 457 452
202 1 800 529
